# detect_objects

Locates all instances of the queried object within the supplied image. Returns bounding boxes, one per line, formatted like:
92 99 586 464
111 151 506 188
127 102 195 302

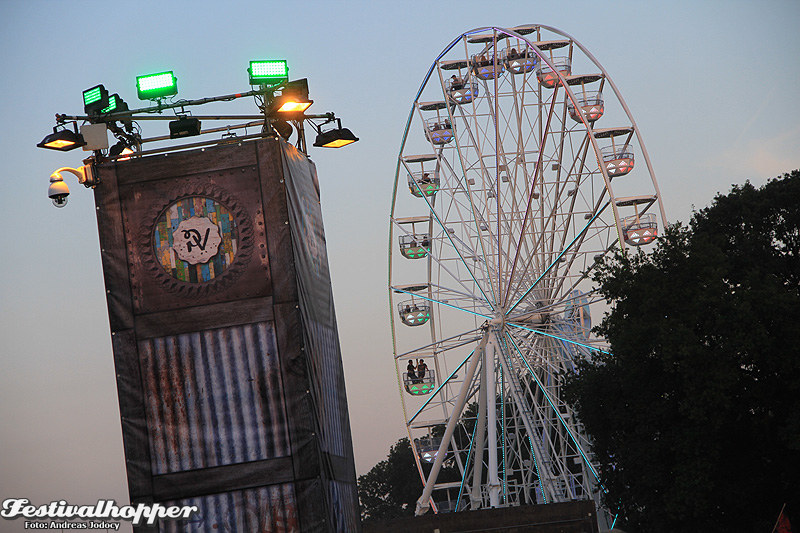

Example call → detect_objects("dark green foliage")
358 438 419 523
564 171 800 532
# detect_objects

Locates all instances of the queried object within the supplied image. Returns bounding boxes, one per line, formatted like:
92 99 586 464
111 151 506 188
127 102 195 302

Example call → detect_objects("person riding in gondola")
407 360 417 383
416 358 428 383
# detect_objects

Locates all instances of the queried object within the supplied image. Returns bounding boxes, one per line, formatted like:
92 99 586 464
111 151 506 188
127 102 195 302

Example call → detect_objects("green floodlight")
102 94 132 129
136 71 178 100
248 60 288 86
83 84 109 115
101 94 124 113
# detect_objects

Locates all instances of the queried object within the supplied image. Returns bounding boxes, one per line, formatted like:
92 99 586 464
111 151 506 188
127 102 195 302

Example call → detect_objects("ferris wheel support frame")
416 331 488 515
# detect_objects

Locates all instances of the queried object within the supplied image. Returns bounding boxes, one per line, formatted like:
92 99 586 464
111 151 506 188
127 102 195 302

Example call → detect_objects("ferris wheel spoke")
392 215 494 305
507 331 574 377
534 87 564 281
455 409 480 511
508 288 603 321
553 189 618 304
484 71 544 295
554 264 609 309
552 136 593 245
548 216 616 301
415 168 495 308
415 333 488 515
494 333 555 502
503 89 560 304
395 330 483 360
506 321 609 355
446 103 505 304
503 134 593 305
506 200 610 315
498 74 539 282
436 152 510 304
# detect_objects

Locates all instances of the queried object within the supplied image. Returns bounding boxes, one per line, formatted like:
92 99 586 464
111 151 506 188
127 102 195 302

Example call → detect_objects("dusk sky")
1 1 799 531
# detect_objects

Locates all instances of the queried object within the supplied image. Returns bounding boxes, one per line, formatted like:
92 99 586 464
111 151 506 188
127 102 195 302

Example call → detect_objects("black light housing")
169 117 202 139
272 119 293 141
104 94 133 130
109 141 127 157
313 119 359 148
109 142 125 157
83 84 110 115
37 125 86 151
268 78 312 117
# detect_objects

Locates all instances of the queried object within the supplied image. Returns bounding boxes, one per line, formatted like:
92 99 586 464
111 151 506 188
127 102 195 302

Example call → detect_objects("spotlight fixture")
169 116 202 139
109 141 126 157
248 60 289 86
109 141 135 159
136 71 178 100
272 119 293 141
269 79 312 117
37 124 86 151
83 84 110 115
313 119 359 148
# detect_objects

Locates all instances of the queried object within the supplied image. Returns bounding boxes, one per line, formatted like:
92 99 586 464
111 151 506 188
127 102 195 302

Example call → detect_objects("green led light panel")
248 60 288 85
83 86 103 106
101 95 119 113
136 71 177 100
83 84 109 114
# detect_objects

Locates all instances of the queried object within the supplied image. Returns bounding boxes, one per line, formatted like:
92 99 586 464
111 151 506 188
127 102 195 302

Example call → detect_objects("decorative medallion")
143 184 255 297
153 196 238 283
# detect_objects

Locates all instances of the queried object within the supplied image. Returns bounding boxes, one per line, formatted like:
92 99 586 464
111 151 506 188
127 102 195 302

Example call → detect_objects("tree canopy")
565 170 800 531
357 437 419 523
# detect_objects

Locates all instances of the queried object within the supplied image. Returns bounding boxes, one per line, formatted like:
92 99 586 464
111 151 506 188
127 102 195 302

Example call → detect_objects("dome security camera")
45 164 95 208
48 172 70 208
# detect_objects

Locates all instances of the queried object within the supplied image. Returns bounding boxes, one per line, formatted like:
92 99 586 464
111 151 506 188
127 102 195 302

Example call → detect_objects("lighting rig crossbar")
39 62 358 207
54 85 350 158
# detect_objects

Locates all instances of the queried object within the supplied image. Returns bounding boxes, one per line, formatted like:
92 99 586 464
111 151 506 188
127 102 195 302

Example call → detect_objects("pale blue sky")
1 1 798 529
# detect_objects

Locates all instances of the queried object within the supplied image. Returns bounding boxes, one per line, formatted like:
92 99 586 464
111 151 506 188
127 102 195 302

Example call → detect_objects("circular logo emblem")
153 196 238 283
172 217 222 264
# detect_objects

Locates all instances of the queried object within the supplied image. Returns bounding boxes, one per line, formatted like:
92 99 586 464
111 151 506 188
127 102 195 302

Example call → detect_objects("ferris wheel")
388 25 666 525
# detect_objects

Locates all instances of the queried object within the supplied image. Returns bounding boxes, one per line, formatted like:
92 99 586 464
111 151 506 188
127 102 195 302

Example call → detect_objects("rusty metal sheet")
161 484 299 532
139 321 290 474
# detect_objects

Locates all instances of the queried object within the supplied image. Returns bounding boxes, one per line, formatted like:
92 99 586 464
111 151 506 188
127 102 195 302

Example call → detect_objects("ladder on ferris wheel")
499 343 562 504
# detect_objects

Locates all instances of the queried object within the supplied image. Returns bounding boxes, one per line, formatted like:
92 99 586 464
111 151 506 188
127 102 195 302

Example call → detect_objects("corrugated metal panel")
307 320 347 457
161 484 299 533
328 480 358 533
140 321 290 474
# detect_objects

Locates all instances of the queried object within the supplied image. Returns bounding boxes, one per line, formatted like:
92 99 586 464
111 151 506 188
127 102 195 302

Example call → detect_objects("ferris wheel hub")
488 313 506 327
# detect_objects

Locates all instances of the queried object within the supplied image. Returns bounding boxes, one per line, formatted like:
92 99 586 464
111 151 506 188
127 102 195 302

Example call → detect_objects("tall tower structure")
94 137 359 531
